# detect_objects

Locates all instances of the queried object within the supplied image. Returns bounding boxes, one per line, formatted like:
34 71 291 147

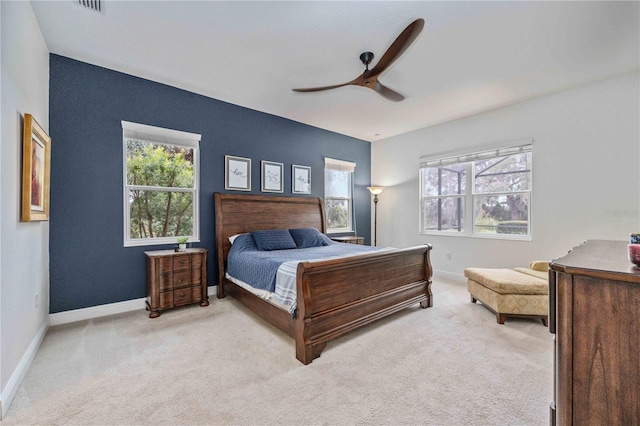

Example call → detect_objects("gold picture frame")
21 114 51 222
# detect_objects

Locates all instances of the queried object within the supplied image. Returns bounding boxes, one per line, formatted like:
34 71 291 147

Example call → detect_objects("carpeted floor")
3 277 552 425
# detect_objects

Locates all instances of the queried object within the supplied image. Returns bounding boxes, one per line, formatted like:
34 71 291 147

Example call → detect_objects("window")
324 157 356 233
420 143 532 239
122 121 201 247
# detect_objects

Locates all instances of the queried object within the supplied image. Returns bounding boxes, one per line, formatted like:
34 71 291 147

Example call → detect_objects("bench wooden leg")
471 295 477 303
497 313 506 324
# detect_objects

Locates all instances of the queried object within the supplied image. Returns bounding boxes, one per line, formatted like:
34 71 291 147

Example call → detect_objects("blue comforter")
226 233 381 292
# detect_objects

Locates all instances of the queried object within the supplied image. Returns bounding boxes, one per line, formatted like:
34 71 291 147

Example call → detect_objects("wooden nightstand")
330 236 364 245
145 248 209 318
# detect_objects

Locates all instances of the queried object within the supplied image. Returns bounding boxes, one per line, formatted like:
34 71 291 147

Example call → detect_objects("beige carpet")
4 278 552 425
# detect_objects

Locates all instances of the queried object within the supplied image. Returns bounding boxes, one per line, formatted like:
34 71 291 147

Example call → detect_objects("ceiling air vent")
77 0 102 13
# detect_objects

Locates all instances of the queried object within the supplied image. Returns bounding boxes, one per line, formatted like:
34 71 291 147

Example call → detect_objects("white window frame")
324 157 356 234
419 141 532 241
122 121 201 247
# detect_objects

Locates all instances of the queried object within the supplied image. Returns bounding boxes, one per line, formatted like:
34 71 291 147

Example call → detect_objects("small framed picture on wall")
225 155 251 191
261 160 284 193
292 165 311 194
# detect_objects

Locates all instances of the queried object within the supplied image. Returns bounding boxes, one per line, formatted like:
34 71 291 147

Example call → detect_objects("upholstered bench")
464 262 549 326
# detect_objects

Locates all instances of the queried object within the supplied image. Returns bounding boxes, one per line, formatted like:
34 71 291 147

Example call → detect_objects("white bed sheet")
225 272 291 312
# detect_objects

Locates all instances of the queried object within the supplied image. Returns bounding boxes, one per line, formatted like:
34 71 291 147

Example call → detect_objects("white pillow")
228 233 247 244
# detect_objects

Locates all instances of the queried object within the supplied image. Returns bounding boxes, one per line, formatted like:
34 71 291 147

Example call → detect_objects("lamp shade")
367 186 384 195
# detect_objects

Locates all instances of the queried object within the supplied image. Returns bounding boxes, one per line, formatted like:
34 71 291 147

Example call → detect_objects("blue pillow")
289 227 329 248
251 229 297 251
229 233 258 252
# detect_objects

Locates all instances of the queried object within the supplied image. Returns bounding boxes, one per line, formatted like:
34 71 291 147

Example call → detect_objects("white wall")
372 72 640 280
0 1 50 418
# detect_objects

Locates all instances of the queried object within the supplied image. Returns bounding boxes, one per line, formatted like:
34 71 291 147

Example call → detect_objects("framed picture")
21 114 51 222
292 165 311 194
225 155 251 191
261 160 284 193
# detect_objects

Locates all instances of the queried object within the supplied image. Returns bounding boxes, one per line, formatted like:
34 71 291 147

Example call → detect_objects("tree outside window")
324 158 355 233
420 144 532 239
473 153 531 235
122 121 200 247
325 168 352 231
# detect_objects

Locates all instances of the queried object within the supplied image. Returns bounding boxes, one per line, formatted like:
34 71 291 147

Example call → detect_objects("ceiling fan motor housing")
360 52 375 67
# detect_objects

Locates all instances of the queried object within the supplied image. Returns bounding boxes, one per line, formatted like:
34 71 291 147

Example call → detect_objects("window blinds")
122 121 201 148
420 142 532 169
325 157 356 172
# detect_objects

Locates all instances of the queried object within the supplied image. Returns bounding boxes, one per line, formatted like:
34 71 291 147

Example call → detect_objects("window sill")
419 231 531 242
124 238 201 248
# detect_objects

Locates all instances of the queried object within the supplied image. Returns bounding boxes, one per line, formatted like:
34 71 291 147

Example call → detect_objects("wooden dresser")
549 240 640 425
145 248 209 318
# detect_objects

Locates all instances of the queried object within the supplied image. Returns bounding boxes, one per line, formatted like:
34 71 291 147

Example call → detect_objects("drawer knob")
179 293 186 300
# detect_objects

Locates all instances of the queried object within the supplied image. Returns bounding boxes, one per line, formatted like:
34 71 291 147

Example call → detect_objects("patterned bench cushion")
464 268 548 295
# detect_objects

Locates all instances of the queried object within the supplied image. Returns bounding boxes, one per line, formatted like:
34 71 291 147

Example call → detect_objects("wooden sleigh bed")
214 192 433 364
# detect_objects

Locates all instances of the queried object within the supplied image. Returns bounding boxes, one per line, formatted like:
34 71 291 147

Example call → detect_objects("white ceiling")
30 1 639 142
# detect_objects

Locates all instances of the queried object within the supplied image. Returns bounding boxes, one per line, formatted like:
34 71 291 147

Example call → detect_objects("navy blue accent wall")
49 55 371 313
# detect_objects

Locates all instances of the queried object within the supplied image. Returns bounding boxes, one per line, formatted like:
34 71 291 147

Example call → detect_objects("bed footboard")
294 244 432 364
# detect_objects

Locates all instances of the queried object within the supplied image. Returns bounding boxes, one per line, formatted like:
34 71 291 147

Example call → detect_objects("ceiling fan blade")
369 18 424 77
292 82 350 93
374 81 404 102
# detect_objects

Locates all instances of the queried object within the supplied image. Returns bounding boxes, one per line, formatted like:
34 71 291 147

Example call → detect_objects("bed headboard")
214 192 326 289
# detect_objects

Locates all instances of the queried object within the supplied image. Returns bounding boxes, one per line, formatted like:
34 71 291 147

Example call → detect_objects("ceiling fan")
292 18 425 102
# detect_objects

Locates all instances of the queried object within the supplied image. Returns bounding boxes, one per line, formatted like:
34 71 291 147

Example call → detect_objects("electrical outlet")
34 294 39 308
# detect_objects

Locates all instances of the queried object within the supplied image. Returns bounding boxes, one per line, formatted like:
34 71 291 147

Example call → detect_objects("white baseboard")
2 287 218 419
49 286 218 326
1 319 49 420
433 269 466 283
49 297 146 326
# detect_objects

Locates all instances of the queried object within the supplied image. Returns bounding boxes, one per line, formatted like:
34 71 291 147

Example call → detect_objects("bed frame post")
214 192 226 299
422 245 433 308
294 271 314 364
295 324 313 365
295 324 327 365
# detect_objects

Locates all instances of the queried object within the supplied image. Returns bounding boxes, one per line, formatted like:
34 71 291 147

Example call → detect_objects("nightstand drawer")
159 287 195 309
173 271 191 288
173 255 190 271
173 287 193 306
330 236 364 245
158 271 191 291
